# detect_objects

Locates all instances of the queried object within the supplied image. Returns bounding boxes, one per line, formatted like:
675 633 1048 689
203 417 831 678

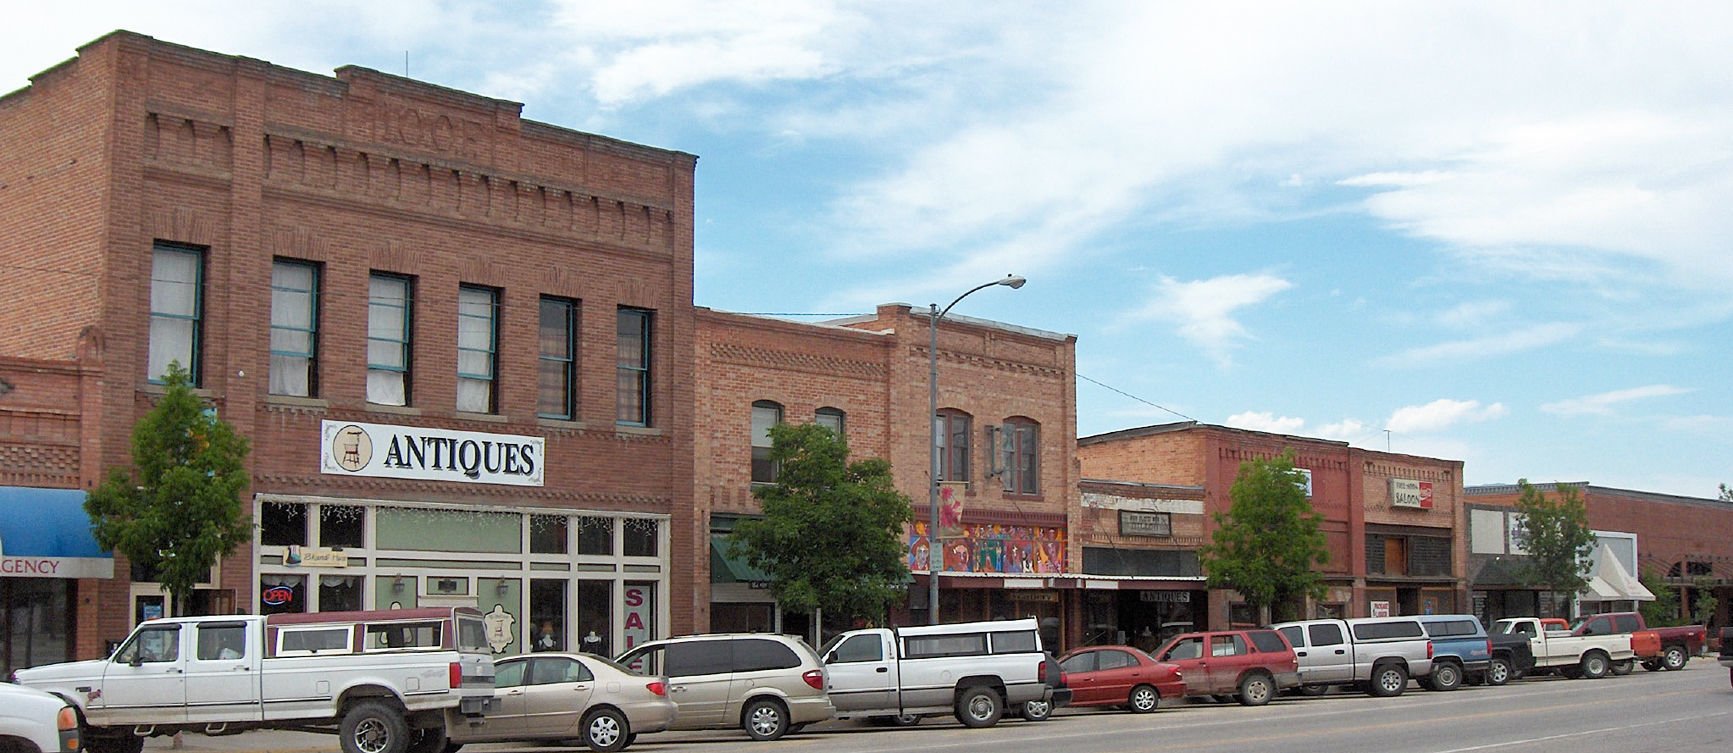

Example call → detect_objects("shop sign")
285 545 348 568
1139 591 1191 603
0 555 113 579
622 584 654 657
1008 590 1059 603
261 584 297 607
1390 479 1434 509
1370 600 1392 618
320 420 545 487
1119 510 1172 537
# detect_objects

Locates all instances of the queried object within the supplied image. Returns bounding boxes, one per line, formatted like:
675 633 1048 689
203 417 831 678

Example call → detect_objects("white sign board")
320 420 545 486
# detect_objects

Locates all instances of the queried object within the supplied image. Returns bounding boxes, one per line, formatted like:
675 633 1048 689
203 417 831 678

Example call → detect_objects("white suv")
0 682 79 753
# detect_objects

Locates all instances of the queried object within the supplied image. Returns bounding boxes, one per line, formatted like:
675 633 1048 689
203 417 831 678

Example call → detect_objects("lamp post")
928 274 1026 624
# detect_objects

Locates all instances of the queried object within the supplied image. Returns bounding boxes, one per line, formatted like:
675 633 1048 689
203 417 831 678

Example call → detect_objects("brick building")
0 31 696 668
1078 422 1466 626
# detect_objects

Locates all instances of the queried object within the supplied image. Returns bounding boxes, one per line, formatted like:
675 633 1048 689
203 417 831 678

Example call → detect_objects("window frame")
815 407 846 438
148 242 205 385
616 307 653 426
366 272 415 406
1000 417 1041 496
934 410 972 483
268 259 320 397
751 400 784 484
537 296 578 420
456 284 500 414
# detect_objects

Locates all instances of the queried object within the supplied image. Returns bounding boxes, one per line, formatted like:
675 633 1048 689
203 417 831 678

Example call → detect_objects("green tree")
1638 568 1681 627
1690 576 1719 626
1720 483 1732 502
86 363 252 614
1512 479 1596 617
729 422 913 627
1200 453 1329 623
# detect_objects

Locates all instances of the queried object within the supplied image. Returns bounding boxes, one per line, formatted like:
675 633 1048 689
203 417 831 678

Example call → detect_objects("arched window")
751 401 784 483
815 407 846 438
1000 417 1040 496
935 410 972 483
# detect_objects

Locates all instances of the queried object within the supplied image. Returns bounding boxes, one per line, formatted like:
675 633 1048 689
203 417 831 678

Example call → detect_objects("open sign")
262 586 296 606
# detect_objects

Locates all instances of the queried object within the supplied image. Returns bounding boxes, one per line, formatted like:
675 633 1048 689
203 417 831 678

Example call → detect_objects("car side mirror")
128 654 144 668
823 652 836 664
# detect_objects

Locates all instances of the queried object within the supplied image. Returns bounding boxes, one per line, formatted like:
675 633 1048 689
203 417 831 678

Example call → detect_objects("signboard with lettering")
285 546 348 568
1390 479 1434 509
1370 600 1392 618
1119 510 1173 537
1139 591 1191 603
320 420 545 487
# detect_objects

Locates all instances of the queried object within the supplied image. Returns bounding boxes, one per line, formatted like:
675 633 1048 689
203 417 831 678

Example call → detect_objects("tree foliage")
1638 569 1681 627
1200 453 1329 622
1512 479 1596 615
85 363 251 612
730 423 913 625
1691 577 1719 627
1720 483 1732 503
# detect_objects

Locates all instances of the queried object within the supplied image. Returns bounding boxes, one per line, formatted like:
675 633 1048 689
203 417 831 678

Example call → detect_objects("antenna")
1384 429 1392 452
404 51 409 78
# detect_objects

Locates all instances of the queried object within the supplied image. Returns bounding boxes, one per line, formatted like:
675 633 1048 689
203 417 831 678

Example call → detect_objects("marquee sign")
1390 478 1435 509
320 421 545 487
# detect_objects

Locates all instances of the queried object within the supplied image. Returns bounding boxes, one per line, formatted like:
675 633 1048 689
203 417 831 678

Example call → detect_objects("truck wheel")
341 700 411 753
1641 659 1662 672
1427 661 1463 691
1128 684 1160 713
1018 698 1052 722
1610 659 1634 676
1237 673 1274 706
85 729 144 753
1486 657 1511 686
1579 652 1609 679
582 707 630 753
1662 645 1688 671
955 686 1002 728
742 698 789 741
1367 663 1408 697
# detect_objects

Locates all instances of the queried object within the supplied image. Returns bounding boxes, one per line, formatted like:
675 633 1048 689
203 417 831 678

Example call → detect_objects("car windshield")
819 634 845 657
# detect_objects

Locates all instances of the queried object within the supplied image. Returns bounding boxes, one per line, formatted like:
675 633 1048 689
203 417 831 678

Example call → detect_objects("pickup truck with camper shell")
818 618 1055 729
1270 616 1435 697
1489 616 1633 680
1570 611 1705 673
1414 614 1492 690
12 607 496 753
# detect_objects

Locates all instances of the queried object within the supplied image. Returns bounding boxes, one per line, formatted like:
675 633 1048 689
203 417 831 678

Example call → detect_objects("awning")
710 534 772 584
1579 542 1655 603
0 486 114 579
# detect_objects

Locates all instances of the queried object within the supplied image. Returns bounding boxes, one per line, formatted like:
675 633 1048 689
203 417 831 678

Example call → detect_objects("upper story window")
815 407 846 438
751 401 783 483
934 410 972 483
616 307 653 426
366 273 414 406
149 242 204 384
269 259 320 397
457 285 500 413
1000 417 1040 496
538 297 578 420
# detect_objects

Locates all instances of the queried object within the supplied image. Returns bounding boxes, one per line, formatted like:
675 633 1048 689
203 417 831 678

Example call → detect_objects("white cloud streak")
1128 274 1293 367
1375 323 1581 368
1540 385 1693 416
1387 399 1508 434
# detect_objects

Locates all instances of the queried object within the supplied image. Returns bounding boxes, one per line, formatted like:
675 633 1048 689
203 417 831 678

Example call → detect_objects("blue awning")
0 486 113 578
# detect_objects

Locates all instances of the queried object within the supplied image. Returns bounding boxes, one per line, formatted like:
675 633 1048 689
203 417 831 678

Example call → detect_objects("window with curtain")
269 260 319 397
366 274 413 406
935 410 972 483
616 307 652 425
751 401 783 483
1001 417 1040 496
457 285 499 413
148 242 203 383
815 407 846 438
538 296 577 419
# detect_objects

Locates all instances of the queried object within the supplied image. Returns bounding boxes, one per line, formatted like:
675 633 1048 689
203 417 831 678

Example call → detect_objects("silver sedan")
449 653 676 752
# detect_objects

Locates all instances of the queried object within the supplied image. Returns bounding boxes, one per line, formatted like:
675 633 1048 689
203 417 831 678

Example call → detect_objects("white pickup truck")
818 618 1054 728
1490 617 1634 679
13 607 496 753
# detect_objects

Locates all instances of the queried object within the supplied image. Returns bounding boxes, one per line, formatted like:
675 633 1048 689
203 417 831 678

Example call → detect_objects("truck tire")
1427 661 1463 691
581 707 630 753
1641 659 1663 672
1367 663 1408 697
1662 644 1688 671
341 700 411 753
1018 698 1053 722
1611 659 1634 676
1483 657 1511 685
1237 673 1274 706
955 686 1002 728
1128 684 1160 713
742 698 789 741
84 729 144 753
1578 651 1609 679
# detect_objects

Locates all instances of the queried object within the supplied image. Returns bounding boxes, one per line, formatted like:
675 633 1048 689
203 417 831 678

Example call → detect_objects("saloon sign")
320 421 545 487
1390 478 1434 509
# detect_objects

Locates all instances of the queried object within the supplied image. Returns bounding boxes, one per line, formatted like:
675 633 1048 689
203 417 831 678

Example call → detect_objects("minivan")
618 633 835 741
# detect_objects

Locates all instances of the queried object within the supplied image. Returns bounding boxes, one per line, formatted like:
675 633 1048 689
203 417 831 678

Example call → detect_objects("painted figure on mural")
946 540 973 572
939 486 964 534
974 539 1004 572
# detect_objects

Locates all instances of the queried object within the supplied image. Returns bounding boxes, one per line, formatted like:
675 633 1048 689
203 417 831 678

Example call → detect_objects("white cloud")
1661 414 1724 433
1540 384 1693 416
1128 274 1293 367
1225 411 1305 434
1436 300 1512 329
1315 419 1376 444
1375 323 1580 368
1387 399 1508 433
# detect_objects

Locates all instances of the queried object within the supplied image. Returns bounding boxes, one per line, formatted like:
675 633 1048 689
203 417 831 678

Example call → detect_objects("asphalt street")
151 659 1732 753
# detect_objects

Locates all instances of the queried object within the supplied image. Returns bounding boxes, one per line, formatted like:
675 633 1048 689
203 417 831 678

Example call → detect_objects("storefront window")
624 519 658 557
577 517 614 556
2 579 73 679
320 505 365 549
712 603 774 633
261 574 307 615
377 575 416 610
318 575 362 612
621 581 654 655
531 579 566 652
577 581 612 656
531 515 568 555
261 502 307 546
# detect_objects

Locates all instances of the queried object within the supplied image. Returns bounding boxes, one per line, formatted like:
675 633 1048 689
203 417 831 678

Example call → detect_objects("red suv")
1151 629 1301 706
1056 645 1185 713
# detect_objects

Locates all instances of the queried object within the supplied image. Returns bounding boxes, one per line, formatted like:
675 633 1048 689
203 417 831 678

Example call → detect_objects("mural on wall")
908 521 1066 574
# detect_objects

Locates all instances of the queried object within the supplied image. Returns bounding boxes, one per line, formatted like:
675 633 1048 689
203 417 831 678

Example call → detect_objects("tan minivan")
618 634 834 741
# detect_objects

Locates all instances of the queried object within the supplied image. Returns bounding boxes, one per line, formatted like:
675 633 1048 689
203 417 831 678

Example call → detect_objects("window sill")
537 417 587 431
366 403 422 417
264 395 329 410
138 383 215 399
454 411 508 424
615 424 663 437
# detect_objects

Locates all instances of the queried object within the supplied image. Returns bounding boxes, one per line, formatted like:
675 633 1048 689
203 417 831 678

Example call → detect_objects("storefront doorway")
1083 589 1204 651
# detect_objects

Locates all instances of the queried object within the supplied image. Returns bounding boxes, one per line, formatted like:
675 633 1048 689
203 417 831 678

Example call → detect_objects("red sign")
261 586 296 606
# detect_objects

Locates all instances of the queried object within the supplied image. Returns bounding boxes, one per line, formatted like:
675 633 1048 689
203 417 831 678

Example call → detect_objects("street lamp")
928 274 1026 625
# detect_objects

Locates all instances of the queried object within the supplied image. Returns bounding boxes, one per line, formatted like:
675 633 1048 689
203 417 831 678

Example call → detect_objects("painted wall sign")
1390 479 1435 509
1119 510 1173 537
1139 590 1192 603
320 420 545 486
907 522 1066 575
1370 600 1392 618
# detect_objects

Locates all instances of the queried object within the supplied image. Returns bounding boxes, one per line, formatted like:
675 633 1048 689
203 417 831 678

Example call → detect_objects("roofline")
1080 421 1351 449
1466 481 1732 509
1079 478 1207 493
832 303 1076 343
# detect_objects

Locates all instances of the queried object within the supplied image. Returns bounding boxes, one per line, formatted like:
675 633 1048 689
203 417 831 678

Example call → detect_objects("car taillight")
1427 641 1434 660
646 681 667 696
1485 639 1493 656
1039 662 1048 683
801 669 825 690
449 661 464 689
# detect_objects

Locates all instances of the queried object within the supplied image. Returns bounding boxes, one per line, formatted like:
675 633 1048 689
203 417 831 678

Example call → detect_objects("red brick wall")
1469 485 1733 581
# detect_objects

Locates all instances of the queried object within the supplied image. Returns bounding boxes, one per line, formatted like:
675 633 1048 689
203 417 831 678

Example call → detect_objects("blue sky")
8 2 1729 497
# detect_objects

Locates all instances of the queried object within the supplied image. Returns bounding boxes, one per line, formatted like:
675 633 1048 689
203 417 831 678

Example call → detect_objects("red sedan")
1056 645 1186 713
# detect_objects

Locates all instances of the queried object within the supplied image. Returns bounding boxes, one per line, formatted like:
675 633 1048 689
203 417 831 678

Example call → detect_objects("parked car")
1150 629 1299 706
617 633 832 741
1271 616 1434 697
447 653 673 753
0 682 80 753
1056 645 1184 713
1717 627 1733 687
1415 614 1491 690
1013 652 1072 722
1571 612 1706 673
819 618 1054 729
1489 617 1633 680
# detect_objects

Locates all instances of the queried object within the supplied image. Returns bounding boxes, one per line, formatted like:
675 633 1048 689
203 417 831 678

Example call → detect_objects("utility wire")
1077 372 1197 422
